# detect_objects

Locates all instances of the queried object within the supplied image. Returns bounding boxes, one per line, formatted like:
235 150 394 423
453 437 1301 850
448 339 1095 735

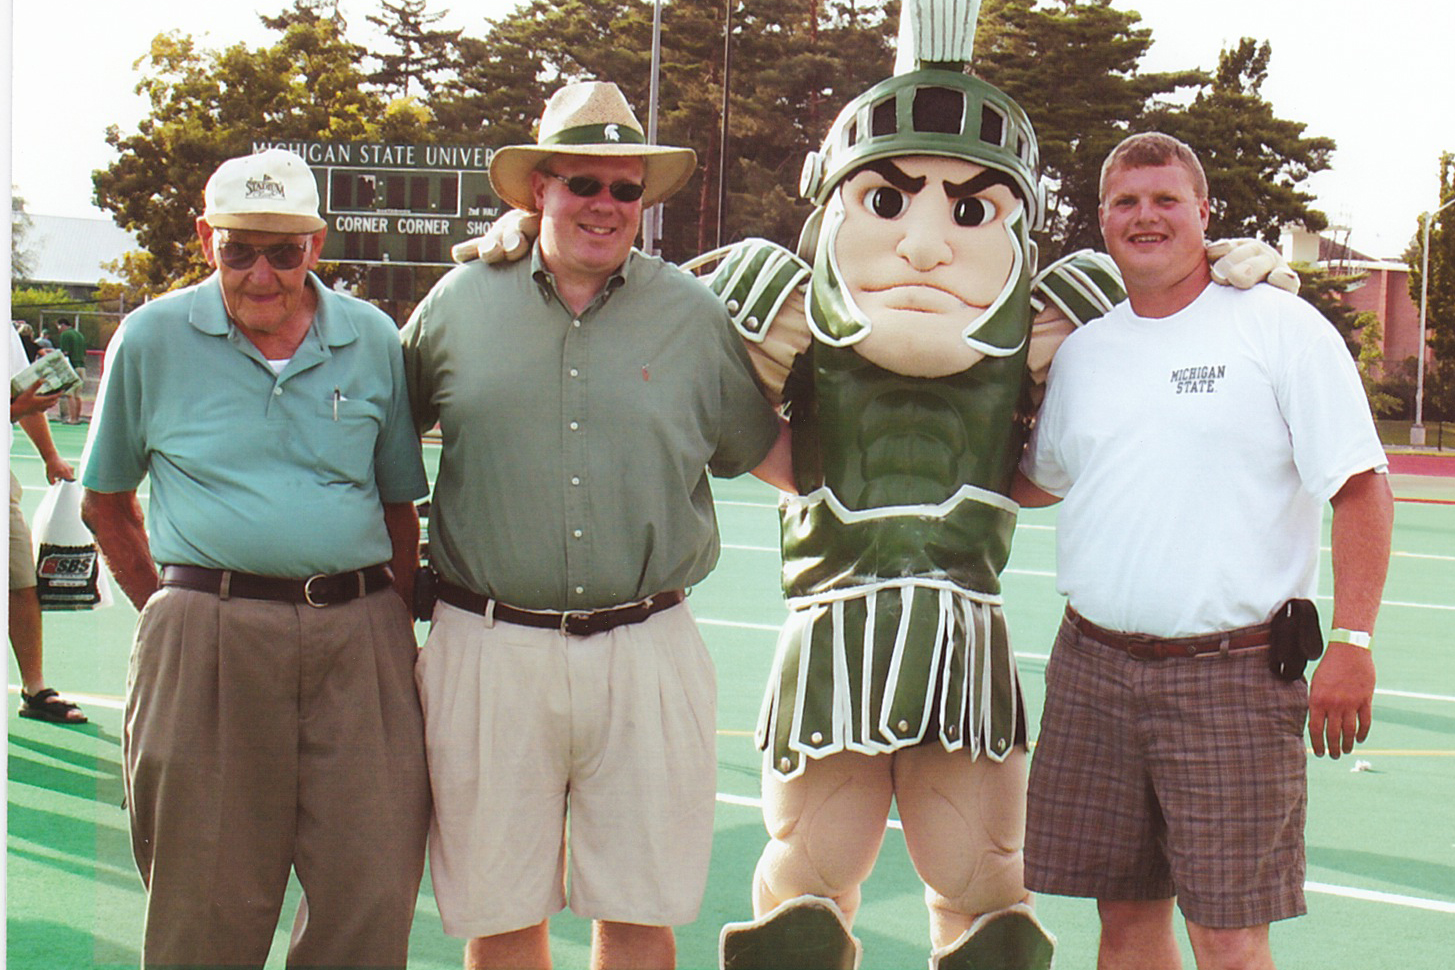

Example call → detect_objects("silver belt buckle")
303 573 330 608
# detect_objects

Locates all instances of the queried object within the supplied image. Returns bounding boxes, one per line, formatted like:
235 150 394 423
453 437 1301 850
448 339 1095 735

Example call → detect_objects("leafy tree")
92 5 410 297
1293 261 1369 356
366 0 462 99
9 284 91 332
12 190 34 281
432 0 895 259
1406 151 1455 363
1352 310 1401 417
974 0 1202 260
1148 38 1333 245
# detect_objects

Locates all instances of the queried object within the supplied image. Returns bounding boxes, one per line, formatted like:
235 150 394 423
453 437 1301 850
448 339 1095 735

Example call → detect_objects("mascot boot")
720 895 862 970
928 903 1055 970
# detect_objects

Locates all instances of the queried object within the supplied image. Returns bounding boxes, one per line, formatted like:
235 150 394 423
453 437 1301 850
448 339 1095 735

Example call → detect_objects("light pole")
1411 194 1455 447
642 0 665 256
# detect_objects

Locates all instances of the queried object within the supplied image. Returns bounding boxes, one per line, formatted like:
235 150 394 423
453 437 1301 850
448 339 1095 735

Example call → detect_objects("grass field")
8 422 1455 969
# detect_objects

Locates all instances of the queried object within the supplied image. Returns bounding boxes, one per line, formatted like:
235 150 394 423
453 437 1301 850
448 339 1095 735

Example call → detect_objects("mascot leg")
895 745 1050 967
724 751 891 969
752 750 893 923
720 895 862 970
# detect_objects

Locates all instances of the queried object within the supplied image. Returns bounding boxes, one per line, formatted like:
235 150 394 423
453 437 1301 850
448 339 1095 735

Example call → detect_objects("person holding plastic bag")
8 323 86 723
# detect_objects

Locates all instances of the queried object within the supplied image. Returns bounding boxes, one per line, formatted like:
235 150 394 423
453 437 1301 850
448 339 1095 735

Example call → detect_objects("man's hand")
1206 238 1300 294
43 454 75 485
1307 641 1376 758
10 380 62 422
451 209 540 265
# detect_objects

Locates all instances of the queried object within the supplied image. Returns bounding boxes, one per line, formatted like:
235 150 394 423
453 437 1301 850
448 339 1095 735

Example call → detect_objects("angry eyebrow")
943 169 1019 200
858 159 927 195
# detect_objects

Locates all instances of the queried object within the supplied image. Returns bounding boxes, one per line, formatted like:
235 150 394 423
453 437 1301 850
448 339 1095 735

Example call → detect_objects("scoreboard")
251 140 503 267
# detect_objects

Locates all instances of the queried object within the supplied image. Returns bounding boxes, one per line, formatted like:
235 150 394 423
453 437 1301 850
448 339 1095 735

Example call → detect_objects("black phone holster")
1268 598 1323 681
412 565 438 622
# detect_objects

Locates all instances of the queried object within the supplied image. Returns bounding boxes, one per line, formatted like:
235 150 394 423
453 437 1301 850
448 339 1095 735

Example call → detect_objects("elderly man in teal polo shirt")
401 81 792 970
81 148 432 970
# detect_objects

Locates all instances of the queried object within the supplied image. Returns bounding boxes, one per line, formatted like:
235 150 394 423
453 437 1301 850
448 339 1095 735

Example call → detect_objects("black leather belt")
436 580 685 637
160 564 393 608
1067 607 1270 661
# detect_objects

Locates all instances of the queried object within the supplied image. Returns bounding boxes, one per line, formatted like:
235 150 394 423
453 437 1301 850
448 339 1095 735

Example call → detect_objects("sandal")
19 688 88 724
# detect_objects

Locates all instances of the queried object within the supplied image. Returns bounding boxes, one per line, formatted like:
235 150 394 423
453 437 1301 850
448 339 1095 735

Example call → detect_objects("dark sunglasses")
545 172 646 204
216 240 309 271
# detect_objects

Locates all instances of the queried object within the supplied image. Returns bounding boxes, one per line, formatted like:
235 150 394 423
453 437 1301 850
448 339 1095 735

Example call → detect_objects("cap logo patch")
244 174 287 201
604 124 622 142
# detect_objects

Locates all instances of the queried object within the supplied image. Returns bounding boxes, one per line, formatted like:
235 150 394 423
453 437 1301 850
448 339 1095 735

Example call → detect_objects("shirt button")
810 731 823 744
273 387 283 396
897 719 910 733
779 757 792 773
575 585 585 594
569 421 580 431
573 529 583 539
570 368 579 378
572 319 582 328
571 476 581 486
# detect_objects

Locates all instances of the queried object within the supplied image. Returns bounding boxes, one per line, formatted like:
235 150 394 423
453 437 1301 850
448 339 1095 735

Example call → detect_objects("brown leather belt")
1067 607 1270 661
160 564 393 608
436 580 685 637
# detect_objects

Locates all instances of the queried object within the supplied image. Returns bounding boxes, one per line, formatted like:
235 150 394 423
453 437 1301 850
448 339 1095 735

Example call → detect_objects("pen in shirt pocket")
332 387 347 420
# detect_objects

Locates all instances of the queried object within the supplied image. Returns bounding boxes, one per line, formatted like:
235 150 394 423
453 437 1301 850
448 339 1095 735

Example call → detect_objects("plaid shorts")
1025 614 1309 928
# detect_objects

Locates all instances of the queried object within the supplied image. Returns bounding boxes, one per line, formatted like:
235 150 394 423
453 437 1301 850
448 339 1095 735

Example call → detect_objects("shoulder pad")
683 238 811 343
1031 249 1125 328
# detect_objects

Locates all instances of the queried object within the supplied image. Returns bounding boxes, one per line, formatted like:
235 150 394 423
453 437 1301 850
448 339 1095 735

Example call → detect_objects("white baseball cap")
202 148 327 233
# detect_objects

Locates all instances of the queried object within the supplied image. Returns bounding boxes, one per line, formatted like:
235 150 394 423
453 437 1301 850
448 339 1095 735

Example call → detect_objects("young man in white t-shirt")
1013 132 1393 970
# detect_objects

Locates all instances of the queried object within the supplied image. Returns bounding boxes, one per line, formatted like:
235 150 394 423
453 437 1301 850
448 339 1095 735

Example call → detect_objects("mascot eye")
868 187 906 219
953 197 998 227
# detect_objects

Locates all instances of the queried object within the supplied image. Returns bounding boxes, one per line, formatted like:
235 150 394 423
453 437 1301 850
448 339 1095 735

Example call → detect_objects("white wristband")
1329 628 1372 650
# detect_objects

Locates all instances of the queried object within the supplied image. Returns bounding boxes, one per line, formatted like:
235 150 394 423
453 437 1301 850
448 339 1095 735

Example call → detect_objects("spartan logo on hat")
244 174 288 202
605 124 622 142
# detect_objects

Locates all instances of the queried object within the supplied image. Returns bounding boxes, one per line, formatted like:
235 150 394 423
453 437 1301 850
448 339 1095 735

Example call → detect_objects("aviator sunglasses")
545 172 646 204
216 239 310 271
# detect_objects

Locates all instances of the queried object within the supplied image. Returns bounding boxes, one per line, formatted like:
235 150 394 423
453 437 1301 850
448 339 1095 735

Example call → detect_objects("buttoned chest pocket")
310 397 384 487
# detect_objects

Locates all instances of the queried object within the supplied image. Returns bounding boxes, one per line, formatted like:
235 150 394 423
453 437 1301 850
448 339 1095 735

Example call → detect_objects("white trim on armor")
832 601 853 752
1033 250 1122 326
786 481 1019 524
960 206 1028 357
785 576 1004 612
880 585 944 745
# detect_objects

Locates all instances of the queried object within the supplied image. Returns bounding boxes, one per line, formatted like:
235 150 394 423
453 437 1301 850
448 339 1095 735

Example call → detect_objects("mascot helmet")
800 69 1045 231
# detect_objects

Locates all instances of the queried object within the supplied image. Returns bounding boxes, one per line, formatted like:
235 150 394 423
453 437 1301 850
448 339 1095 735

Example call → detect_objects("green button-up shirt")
402 245 779 611
82 273 428 576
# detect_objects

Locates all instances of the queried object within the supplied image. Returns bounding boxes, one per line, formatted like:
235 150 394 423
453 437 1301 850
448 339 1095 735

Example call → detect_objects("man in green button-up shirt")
402 81 791 970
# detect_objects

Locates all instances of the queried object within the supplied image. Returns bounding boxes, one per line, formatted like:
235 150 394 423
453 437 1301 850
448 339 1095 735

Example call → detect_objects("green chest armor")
759 305 1032 779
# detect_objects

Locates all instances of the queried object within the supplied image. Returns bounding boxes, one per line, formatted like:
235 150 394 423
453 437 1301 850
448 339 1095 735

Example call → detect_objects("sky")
5 0 1453 260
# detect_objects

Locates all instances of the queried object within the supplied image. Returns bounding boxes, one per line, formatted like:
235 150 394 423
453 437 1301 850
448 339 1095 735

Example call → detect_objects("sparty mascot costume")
703 3 1118 967
453 3 1293 966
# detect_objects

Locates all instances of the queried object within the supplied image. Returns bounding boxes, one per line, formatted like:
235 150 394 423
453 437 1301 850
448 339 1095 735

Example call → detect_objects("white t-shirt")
1022 283 1387 637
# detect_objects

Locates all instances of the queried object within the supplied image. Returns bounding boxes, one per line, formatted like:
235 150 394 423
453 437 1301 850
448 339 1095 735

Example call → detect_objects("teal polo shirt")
82 273 428 576
402 245 780 612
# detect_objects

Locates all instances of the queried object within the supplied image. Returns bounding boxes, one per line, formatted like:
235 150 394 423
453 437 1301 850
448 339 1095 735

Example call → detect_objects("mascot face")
832 155 1021 377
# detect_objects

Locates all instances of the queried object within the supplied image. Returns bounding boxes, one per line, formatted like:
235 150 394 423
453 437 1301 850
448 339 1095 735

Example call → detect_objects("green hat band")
542 123 646 147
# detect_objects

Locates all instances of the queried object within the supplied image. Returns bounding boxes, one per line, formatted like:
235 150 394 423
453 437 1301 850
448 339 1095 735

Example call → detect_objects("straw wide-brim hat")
489 81 698 211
